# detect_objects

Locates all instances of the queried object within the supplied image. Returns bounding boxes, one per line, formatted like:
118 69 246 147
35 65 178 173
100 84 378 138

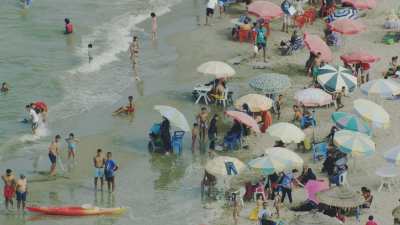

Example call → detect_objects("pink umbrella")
247 1 283 20
328 19 366 35
304 33 333 62
340 51 380 64
225 111 261 133
342 0 376 10
305 180 329 204
294 88 333 107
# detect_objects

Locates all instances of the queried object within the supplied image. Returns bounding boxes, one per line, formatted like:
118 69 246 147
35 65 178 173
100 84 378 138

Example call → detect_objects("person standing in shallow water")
94 149 105 191
2 169 16 210
151 12 157 40
48 135 61 176
104 152 118 193
129 36 140 80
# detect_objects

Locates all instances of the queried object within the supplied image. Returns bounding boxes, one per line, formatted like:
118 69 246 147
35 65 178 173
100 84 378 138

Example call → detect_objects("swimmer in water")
1 82 9 93
129 36 140 80
64 18 73 34
88 43 93 63
113 96 135 116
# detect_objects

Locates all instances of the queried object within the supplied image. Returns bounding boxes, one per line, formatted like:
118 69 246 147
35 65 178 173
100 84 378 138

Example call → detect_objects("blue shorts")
68 143 76 152
16 191 27 201
48 153 57 164
94 168 104 178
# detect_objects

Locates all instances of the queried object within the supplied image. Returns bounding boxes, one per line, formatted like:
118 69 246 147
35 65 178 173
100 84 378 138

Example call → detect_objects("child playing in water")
1 82 9 93
150 12 157 40
192 123 199 152
88 43 93 63
65 133 79 161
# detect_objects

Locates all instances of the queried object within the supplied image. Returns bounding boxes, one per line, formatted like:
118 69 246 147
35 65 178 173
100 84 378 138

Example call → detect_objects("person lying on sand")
113 96 135 116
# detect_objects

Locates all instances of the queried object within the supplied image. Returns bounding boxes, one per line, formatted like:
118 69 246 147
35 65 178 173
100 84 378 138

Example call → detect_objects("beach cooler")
171 131 185 154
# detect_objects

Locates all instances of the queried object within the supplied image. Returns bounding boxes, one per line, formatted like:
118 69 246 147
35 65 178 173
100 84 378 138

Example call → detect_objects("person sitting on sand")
1 82 9 93
361 187 373 208
298 165 316 185
384 56 400 78
258 201 274 225
113 96 135 116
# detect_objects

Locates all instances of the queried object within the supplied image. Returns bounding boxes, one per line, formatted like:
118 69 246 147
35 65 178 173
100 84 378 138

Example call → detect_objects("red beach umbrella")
340 51 380 64
328 19 366 35
225 111 261 133
304 33 333 62
342 0 377 10
247 1 283 20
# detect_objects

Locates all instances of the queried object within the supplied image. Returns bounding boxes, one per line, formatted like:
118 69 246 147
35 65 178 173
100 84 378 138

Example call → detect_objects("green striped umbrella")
331 112 371 135
317 65 356 93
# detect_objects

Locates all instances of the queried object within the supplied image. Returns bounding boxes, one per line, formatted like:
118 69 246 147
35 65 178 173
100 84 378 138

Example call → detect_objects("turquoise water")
0 0 217 225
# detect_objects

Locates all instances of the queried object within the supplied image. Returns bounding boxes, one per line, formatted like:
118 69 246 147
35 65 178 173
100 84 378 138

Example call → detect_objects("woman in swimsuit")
113 96 135 116
65 133 79 161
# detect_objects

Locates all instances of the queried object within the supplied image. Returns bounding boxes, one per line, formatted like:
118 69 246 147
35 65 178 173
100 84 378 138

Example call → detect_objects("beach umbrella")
154 105 190 132
384 145 400 165
248 147 303 174
316 186 364 208
294 88 333 107
340 51 380 64
331 112 371 135
248 73 291 94
360 79 400 98
304 33 333 62
353 99 390 128
326 8 359 23
225 110 261 133
247 1 283 20
205 156 246 176
289 212 341 225
333 130 375 156
328 19 366 35
266 122 305 143
317 65 357 93
305 180 329 204
342 0 377 10
234 94 273 112
197 61 235 79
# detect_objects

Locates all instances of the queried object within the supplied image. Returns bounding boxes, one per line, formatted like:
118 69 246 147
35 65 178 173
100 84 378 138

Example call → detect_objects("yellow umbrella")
205 156 246 176
353 98 390 128
267 122 305 143
234 94 273 112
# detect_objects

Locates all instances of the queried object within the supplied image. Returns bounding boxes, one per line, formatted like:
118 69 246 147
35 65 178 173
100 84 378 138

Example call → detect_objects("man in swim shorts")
93 149 106 191
16 174 27 211
1 169 16 210
104 152 118 193
48 135 61 176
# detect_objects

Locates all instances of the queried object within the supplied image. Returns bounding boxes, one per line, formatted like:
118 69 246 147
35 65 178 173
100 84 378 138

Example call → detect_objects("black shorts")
105 176 114 182
206 8 214 16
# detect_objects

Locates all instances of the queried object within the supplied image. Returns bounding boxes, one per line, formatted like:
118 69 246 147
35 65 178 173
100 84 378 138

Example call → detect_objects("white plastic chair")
216 88 229 107
338 171 349 187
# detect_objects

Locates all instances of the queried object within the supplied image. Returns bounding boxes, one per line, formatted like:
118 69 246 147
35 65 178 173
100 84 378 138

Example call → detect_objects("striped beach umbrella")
342 0 376 10
331 112 371 135
317 65 357 93
360 79 400 98
248 147 303 174
353 99 390 128
384 145 400 165
333 130 375 156
249 73 291 94
326 8 359 23
294 88 333 107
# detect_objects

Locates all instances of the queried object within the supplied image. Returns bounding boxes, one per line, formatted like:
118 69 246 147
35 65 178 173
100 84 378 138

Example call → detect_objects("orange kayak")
26 205 126 216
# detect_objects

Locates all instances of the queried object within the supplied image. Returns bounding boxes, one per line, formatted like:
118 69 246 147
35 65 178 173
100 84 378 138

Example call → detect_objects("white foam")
18 120 50 143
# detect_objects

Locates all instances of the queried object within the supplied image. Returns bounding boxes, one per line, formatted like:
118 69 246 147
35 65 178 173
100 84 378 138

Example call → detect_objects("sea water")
0 0 216 224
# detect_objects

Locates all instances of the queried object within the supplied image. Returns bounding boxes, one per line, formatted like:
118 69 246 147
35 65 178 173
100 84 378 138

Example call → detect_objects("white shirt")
29 108 39 123
258 208 272 220
207 0 217 9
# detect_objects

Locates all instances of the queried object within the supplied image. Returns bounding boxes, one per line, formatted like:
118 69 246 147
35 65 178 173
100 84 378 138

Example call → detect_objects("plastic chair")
338 171 349 187
171 131 185 154
215 88 229 107
312 142 328 162
238 29 250 43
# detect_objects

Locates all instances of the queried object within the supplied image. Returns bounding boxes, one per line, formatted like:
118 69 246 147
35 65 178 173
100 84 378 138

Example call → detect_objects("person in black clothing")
242 103 252 116
326 126 339 144
160 117 171 154
299 166 316 185
266 172 280 200
208 114 219 150
227 120 242 136
322 153 335 176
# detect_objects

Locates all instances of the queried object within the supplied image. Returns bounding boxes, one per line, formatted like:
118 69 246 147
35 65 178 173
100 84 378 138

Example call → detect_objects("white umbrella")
353 99 390 129
294 88 333 107
267 122 305 143
154 105 190 132
205 156 246 176
360 78 400 98
197 61 235 79
234 94 273 112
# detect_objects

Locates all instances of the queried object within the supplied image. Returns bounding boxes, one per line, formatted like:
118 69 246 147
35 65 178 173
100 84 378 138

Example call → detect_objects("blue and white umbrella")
384 145 400 165
361 78 400 98
326 8 359 23
317 65 357 93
